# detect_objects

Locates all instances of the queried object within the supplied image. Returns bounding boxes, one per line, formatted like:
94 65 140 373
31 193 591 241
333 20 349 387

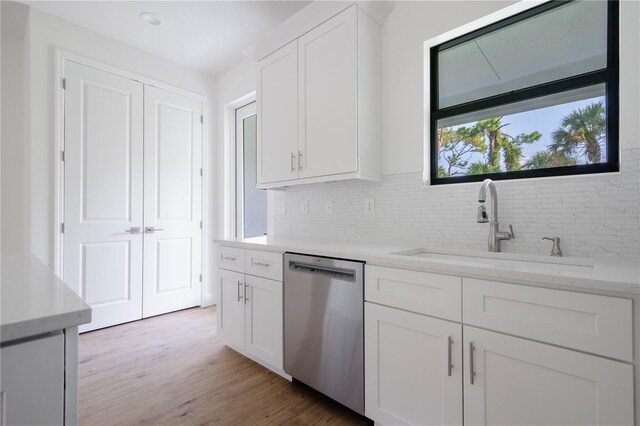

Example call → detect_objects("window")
235 102 267 238
428 0 619 184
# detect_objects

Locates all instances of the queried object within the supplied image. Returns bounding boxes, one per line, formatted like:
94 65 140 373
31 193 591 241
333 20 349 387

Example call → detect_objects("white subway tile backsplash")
273 149 640 261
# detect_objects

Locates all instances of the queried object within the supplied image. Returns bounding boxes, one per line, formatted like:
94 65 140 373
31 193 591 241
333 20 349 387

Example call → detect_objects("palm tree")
550 102 606 164
437 127 486 176
467 162 501 175
524 151 576 170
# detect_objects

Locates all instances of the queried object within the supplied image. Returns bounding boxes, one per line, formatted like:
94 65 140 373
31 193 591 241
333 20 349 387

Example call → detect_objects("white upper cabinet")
256 4 381 188
257 40 299 184
297 6 358 179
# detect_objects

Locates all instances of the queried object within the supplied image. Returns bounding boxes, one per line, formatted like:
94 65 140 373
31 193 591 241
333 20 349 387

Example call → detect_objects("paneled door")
142 85 202 317
365 302 463 425
244 275 283 369
257 40 298 185
463 326 634 426
218 268 245 350
63 60 144 332
297 5 358 179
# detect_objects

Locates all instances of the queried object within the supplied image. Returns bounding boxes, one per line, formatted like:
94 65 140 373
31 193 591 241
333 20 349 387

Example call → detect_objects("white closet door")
63 60 144 332
143 85 202 317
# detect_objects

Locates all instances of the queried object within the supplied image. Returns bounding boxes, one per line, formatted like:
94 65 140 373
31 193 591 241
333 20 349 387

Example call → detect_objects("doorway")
62 59 204 332
235 102 266 239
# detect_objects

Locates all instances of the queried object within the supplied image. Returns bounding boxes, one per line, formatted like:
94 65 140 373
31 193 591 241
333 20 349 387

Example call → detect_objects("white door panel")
244 275 283 369
63 60 144 332
298 6 358 178
143 85 202 317
365 302 463 426
218 268 245 350
257 40 298 184
463 326 634 426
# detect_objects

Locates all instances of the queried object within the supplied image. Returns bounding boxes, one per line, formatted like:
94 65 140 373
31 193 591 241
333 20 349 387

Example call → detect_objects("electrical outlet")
300 200 309 215
364 198 375 215
325 201 333 215
275 201 286 215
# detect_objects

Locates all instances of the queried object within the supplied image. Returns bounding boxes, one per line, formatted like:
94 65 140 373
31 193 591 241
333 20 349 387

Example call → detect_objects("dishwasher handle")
288 261 357 282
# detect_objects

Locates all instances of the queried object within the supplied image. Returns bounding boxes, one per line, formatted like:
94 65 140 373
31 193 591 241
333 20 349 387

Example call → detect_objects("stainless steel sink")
391 248 594 270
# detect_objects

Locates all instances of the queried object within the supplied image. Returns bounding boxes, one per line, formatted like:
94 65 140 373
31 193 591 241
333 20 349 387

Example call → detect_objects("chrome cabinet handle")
237 281 242 302
291 152 296 173
298 150 303 171
125 227 141 234
244 282 249 304
223 255 237 262
253 261 270 267
469 342 476 385
145 226 164 233
447 336 453 377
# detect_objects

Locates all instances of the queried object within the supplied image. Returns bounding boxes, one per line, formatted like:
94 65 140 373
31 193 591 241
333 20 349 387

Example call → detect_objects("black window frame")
429 0 619 185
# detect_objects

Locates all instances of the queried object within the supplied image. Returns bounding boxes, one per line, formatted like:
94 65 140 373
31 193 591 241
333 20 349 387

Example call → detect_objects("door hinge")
200 115 203 124
199 221 203 229
200 168 203 177
61 223 65 233
62 78 66 90
199 274 202 283
61 150 65 162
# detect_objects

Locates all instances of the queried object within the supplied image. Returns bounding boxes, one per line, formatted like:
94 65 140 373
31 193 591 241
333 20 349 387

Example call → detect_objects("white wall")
381 1 517 175
1 33 28 255
1 1 30 255
24 7 217 279
214 58 257 240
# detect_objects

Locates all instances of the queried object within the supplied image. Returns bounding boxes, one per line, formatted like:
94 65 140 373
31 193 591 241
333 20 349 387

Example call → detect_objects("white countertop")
215 236 640 297
1 255 91 343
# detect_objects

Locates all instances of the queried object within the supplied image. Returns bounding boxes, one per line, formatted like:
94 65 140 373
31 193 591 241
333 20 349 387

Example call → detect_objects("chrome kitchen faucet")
477 179 515 252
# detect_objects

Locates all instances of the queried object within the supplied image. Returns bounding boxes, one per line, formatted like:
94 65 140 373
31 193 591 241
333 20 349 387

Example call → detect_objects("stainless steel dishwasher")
284 253 365 415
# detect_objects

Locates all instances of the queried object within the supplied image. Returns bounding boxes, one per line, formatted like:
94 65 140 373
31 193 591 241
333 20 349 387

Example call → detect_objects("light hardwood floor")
79 306 367 425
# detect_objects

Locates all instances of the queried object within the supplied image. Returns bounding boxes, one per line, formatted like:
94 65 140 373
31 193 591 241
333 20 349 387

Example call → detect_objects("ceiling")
22 0 311 76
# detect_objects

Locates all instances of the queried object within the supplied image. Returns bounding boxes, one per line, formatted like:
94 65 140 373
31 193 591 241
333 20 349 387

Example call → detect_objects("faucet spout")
478 179 498 223
477 179 514 252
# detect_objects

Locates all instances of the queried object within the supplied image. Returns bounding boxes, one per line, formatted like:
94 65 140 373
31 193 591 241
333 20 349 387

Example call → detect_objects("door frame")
223 92 255 239
234 101 259 239
53 50 209 303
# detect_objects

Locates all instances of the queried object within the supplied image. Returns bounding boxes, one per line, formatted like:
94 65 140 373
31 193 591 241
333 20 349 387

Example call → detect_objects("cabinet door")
298 5 358 179
365 303 463 426
0 334 64 426
244 275 283 369
257 40 298 184
464 326 634 426
218 269 245 350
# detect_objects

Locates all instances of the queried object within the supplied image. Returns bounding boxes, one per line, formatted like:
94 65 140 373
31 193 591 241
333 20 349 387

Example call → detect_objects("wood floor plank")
79 306 367 426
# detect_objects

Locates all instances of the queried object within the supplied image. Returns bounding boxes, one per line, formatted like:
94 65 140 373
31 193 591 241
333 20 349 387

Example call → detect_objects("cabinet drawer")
463 278 633 362
217 246 245 273
365 265 462 322
245 250 283 281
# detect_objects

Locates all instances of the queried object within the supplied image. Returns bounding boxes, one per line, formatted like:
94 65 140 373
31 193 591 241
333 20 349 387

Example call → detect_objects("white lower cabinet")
0 333 64 426
219 269 246 350
463 326 634 426
217 247 284 372
365 302 463 426
244 275 283 368
364 265 635 426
